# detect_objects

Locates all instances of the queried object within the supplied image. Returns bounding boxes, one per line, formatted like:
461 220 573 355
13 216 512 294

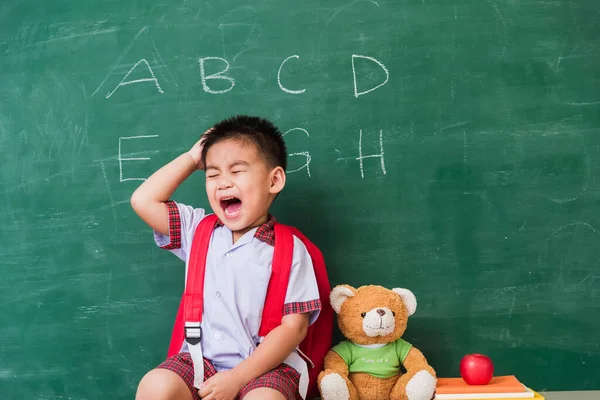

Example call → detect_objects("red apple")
460 353 494 385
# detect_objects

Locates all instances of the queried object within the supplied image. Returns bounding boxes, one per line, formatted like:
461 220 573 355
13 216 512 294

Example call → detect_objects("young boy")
130 116 321 400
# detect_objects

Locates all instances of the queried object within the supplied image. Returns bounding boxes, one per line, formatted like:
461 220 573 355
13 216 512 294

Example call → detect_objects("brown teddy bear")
317 285 437 400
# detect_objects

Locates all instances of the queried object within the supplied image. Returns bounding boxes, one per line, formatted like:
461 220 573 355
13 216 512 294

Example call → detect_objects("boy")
130 116 321 400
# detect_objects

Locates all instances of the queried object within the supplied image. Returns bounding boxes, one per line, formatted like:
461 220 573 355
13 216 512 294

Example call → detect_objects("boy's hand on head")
188 128 213 170
197 369 244 400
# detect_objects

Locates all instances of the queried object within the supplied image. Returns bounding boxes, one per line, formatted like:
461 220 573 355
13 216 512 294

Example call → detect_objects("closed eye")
205 167 220 179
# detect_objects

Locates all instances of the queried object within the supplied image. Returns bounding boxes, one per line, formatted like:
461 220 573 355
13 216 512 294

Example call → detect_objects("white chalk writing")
284 128 312 177
106 59 164 99
352 54 389 98
278 55 306 94
357 129 386 178
92 26 176 98
118 135 159 182
199 57 235 94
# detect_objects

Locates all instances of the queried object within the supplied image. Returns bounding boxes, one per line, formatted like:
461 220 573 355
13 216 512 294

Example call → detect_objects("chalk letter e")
352 55 389 98
118 135 159 182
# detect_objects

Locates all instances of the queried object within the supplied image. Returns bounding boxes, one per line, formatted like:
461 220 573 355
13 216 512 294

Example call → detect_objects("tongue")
224 200 242 217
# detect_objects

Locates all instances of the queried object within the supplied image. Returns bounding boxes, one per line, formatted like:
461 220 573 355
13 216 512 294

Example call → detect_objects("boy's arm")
233 312 309 382
199 237 320 399
130 138 205 235
198 313 310 399
230 235 320 381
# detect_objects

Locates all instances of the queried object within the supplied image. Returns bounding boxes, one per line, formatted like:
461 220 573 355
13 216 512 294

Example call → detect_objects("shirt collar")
214 216 275 247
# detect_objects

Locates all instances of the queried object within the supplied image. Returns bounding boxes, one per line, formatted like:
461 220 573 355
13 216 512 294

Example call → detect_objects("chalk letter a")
106 59 164 99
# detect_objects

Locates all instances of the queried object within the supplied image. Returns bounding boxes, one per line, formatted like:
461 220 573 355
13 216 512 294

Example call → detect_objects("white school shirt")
154 201 321 395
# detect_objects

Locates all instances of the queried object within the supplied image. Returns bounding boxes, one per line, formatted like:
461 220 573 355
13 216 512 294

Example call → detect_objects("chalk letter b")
199 57 235 94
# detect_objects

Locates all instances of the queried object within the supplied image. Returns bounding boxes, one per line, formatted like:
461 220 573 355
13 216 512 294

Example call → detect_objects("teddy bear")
317 285 437 400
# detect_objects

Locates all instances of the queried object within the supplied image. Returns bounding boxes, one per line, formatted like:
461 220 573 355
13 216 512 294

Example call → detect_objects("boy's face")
204 139 285 236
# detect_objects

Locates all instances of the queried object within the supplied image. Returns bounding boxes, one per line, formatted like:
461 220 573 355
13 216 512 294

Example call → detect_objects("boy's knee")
241 387 287 400
136 368 193 400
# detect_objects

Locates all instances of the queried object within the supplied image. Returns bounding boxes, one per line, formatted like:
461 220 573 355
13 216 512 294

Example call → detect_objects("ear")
269 166 286 194
330 285 356 314
392 288 417 316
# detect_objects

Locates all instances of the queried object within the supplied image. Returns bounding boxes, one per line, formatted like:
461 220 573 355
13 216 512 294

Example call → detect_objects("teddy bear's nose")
377 309 386 316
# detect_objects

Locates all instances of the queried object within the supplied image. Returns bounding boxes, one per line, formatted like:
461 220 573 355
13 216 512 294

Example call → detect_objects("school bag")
166 214 334 399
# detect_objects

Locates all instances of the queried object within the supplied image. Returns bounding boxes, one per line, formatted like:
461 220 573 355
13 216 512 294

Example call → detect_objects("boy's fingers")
201 390 216 400
197 383 212 398
200 128 213 141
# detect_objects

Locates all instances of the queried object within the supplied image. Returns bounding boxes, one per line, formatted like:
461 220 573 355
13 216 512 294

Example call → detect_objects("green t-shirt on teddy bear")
331 339 413 379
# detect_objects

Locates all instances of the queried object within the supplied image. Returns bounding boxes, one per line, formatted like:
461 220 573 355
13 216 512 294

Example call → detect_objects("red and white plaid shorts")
157 352 302 400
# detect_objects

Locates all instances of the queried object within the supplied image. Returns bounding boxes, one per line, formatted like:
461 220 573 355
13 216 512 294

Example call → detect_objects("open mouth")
220 196 242 218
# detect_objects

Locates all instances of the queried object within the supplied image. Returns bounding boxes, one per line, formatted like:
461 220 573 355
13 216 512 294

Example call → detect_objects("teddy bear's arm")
323 350 350 375
402 347 435 376
318 350 360 400
390 347 437 400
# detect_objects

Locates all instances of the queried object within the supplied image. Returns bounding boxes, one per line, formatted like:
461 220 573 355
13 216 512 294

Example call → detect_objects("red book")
436 376 527 395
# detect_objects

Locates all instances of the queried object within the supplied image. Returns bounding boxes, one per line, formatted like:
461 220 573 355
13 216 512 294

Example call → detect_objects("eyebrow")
229 160 250 168
205 160 251 170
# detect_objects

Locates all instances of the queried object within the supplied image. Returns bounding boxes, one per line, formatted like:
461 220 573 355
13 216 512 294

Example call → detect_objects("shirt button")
227 252 233 258
214 333 221 340
216 291 221 298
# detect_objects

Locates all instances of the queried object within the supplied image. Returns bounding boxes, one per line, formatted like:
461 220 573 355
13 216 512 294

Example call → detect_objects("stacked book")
435 375 544 400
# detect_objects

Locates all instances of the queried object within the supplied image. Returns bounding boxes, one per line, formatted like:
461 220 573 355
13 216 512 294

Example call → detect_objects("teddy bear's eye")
360 312 366 318
392 311 396 316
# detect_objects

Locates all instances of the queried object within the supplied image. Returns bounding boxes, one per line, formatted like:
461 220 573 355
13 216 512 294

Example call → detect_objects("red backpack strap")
167 298 185 357
259 222 294 336
259 223 334 400
167 214 218 358
289 226 334 400
183 213 219 325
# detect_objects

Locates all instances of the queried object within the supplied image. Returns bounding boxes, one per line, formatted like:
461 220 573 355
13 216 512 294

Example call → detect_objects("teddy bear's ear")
392 288 417 316
330 285 356 314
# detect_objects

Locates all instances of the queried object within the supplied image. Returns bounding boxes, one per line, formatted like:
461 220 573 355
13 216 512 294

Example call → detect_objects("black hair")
201 115 287 170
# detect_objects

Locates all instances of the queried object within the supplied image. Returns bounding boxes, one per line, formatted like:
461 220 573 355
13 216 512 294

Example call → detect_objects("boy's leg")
241 388 286 400
136 369 193 400
136 352 217 400
239 364 302 400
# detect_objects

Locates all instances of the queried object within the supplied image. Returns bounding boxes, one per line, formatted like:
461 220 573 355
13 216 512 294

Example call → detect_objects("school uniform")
153 201 322 400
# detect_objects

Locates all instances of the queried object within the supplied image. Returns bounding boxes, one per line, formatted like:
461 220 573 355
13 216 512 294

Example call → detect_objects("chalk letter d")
352 54 389 98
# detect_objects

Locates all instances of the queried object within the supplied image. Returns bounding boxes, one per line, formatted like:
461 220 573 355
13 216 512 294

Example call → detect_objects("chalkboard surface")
2 0 600 398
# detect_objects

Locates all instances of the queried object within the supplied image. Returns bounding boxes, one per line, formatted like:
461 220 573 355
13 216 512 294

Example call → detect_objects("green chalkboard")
2 0 600 398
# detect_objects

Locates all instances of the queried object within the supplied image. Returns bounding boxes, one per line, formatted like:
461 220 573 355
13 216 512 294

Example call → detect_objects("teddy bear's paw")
406 370 436 400
320 373 350 400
